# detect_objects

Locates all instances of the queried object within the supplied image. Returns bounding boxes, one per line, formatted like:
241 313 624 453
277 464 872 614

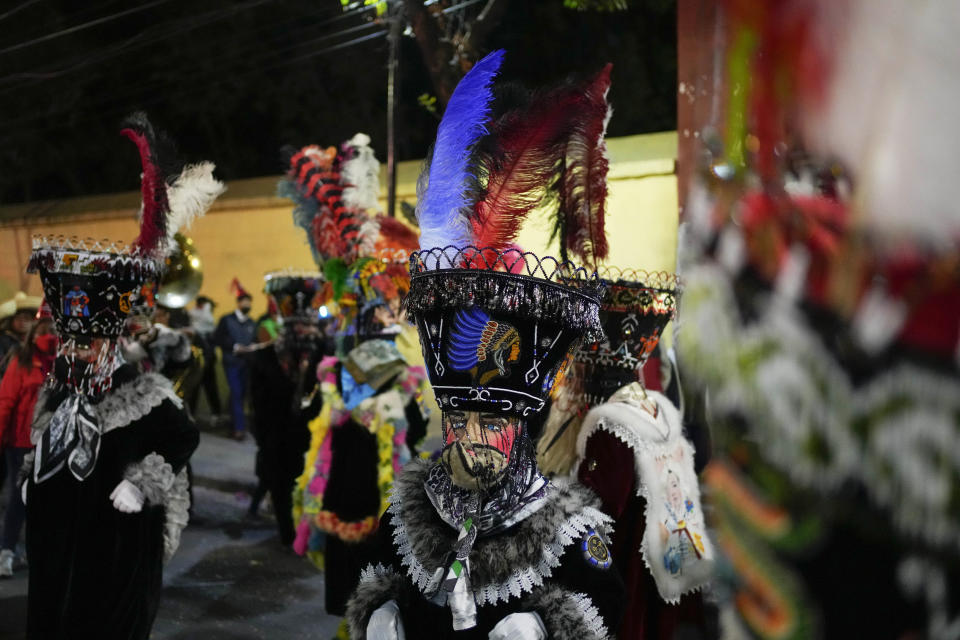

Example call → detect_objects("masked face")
440 410 520 491
238 298 252 315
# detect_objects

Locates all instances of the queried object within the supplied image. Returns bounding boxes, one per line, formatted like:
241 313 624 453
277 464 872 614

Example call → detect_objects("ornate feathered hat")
279 132 419 341
570 268 680 403
535 65 682 406
27 113 224 341
405 50 608 419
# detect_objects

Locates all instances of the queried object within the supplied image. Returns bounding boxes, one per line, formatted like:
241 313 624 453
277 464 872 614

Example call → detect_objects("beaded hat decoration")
263 268 326 322
572 267 681 404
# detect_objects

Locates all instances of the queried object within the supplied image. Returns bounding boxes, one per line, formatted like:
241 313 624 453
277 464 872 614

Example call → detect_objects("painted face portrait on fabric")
441 411 522 491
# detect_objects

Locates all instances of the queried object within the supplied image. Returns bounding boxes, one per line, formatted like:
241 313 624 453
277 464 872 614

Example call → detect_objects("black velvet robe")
247 346 320 546
24 368 199 640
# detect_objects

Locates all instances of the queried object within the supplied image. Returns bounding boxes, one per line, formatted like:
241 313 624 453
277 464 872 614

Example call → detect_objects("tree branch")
463 0 511 57
403 0 459 105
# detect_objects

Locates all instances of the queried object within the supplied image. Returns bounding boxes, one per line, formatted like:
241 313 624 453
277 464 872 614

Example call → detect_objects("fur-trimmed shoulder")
346 564 406 639
388 459 613 607
523 585 611 640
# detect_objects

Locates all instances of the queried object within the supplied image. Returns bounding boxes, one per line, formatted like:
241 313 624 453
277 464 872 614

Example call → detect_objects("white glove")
21 481 28 506
110 479 144 513
367 599 406 640
489 612 547 640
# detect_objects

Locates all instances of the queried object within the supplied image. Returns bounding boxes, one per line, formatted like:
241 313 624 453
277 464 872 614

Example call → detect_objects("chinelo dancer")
346 50 625 640
20 113 212 639
280 134 431 625
533 65 715 639
245 269 327 545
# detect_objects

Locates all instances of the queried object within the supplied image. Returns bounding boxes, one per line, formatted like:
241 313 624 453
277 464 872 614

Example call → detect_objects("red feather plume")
559 64 612 266
121 113 170 256
469 84 588 265
376 215 420 253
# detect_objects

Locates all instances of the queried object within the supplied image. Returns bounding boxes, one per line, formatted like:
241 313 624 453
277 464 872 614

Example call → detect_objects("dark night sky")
0 0 675 204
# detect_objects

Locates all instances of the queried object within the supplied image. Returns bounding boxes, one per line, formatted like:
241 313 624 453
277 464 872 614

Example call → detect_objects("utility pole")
385 1 403 218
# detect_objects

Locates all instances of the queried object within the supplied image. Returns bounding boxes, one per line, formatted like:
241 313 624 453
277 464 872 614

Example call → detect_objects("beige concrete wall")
0 132 678 317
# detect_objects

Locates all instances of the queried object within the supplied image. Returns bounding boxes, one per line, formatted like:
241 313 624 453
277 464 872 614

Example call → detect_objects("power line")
0 0 278 88
0 0 378 89
47 20 385 118
0 0 176 57
0 0 41 24
0 27 389 137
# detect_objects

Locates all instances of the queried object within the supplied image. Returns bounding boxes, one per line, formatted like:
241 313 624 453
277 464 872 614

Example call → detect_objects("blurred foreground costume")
346 50 625 640
22 114 205 639
534 64 714 640
282 134 430 617
676 2 960 638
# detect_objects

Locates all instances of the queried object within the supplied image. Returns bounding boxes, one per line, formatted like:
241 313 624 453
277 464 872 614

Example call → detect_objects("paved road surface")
0 432 341 640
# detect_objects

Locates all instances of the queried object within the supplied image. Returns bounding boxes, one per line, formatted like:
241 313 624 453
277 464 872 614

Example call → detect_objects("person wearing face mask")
346 51 625 640
0 305 55 578
214 280 256 440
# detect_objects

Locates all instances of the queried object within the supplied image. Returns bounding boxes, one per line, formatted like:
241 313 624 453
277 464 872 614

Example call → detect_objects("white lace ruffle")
575 388 715 603
359 562 397 584
390 488 613 607
99 372 183 433
163 468 190 563
678 261 960 550
124 452 191 563
566 592 610 640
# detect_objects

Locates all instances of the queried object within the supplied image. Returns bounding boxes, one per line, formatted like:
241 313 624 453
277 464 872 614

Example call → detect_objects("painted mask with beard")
440 410 521 491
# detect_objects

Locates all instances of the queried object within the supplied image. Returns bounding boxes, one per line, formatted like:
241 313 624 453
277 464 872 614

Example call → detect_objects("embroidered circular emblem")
581 529 611 569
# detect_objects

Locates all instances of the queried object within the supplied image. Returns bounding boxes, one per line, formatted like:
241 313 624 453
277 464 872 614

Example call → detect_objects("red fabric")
642 354 664 392
579 429 707 639
0 355 47 448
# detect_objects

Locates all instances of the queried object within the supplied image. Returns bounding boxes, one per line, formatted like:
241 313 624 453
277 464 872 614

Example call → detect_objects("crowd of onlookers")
0 285 263 579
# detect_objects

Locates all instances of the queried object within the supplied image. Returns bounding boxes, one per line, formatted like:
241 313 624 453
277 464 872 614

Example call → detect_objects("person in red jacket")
0 311 56 578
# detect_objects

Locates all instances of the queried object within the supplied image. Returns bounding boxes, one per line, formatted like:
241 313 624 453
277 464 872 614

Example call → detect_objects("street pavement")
0 430 341 640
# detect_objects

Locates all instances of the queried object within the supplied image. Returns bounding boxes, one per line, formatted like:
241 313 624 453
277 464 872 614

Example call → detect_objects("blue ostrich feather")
417 49 505 257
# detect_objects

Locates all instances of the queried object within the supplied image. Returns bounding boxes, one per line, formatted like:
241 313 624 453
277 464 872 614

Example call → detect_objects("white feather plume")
341 132 381 212
165 161 226 242
357 216 381 259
